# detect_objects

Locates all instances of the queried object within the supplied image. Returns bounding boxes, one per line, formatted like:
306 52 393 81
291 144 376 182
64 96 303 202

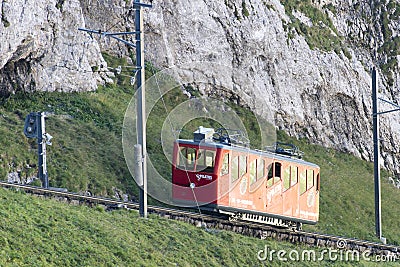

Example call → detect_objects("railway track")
0 181 399 258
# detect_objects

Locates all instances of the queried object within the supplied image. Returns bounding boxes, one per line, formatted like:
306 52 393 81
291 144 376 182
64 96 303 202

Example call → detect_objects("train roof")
176 139 320 169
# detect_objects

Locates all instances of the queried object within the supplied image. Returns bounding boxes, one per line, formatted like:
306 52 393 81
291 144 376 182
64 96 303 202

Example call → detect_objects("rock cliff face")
0 0 106 94
1 0 400 174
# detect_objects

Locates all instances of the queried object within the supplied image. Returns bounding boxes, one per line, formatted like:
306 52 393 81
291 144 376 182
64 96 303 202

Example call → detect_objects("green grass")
0 187 395 266
280 0 351 58
242 1 250 17
281 0 340 49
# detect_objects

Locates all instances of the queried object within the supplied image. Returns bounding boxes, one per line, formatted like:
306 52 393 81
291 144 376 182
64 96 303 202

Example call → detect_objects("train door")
248 156 267 212
265 161 283 214
228 151 251 209
282 164 299 218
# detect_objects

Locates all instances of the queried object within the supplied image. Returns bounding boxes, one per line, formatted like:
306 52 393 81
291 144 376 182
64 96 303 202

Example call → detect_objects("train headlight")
190 183 195 189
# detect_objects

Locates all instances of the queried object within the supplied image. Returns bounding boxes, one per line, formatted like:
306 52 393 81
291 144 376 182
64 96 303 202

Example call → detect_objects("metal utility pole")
135 0 148 218
371 67 400 244
78 0 152 218
372 67 382 241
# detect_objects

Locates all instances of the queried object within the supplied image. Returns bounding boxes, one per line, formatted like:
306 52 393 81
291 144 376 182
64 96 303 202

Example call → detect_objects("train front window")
177 146 215 173
178 147 196 171
197 149 216 173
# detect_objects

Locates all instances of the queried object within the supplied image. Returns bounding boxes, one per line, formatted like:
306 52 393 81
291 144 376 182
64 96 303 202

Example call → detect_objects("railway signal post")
23 112 52 188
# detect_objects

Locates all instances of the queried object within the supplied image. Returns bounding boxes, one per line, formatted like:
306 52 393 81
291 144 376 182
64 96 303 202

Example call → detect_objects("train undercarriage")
207 207 303 231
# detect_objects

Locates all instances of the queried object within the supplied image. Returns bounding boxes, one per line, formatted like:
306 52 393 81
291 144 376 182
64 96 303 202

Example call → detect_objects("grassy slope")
0 187 389 267
0 88 136 197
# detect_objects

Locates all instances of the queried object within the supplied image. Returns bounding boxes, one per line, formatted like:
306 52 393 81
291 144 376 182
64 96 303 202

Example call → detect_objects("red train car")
172 127 320 229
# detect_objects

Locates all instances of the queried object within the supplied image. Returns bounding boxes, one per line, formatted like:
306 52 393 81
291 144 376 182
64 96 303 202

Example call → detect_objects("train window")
299 170 306 195
249 160 256 185
316 173 320 191
267 163 273 187
307 170 314 190
178 147 196 171
239 155 247 178
291 166 298 187
274 162 282 179
257 159 265 180
196 149 216 173
232 155 239 182
267 162 281 187
267 164 273 179
197 150 205 168
206 151 215 166
283 166 290 190
220 153 229 176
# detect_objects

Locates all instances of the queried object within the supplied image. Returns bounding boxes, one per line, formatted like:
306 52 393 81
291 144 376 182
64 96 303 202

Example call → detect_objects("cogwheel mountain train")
172 127 320 230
